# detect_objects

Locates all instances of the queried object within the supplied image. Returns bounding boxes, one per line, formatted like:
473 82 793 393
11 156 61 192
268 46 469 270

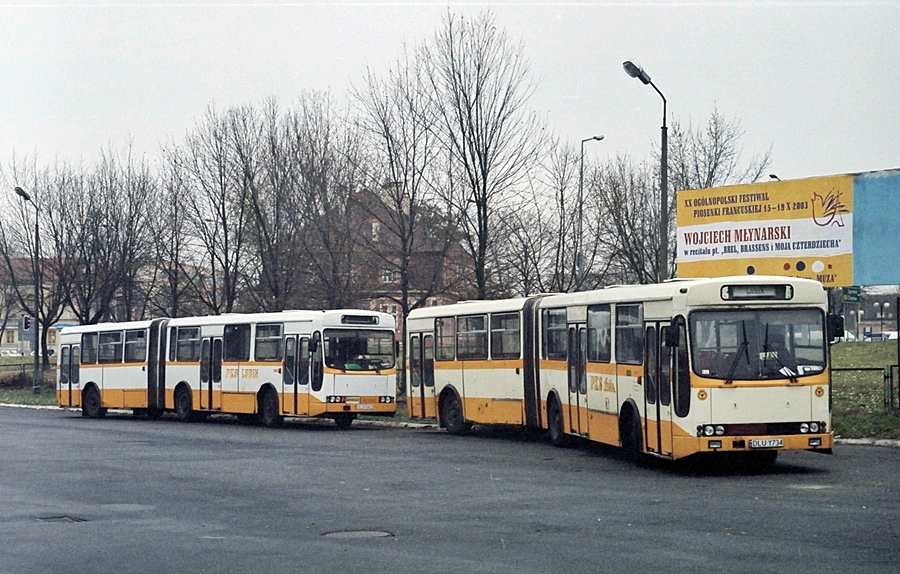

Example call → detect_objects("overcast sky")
2 1 898 183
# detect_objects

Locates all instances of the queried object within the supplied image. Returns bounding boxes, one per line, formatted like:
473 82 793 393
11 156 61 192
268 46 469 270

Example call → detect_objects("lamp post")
577 135 604 286
14 186 41 394
623 60 668 283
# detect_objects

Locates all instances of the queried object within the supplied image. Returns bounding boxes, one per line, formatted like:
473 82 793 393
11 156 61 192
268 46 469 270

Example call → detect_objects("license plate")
749 438 783 449
355 404 374 411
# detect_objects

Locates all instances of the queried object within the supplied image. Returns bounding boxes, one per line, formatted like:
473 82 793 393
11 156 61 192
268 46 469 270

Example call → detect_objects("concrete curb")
3 403 896 446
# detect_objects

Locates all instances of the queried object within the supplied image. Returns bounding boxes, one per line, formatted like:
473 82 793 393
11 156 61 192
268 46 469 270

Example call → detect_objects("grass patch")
831 341 900 439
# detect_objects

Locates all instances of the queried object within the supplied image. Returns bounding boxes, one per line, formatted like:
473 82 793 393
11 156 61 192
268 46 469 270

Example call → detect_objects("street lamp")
14 186 41 394
623 60 668 283
577 135 604 286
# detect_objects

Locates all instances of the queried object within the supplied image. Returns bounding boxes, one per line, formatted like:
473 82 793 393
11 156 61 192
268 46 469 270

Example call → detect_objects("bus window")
409 335 421 388
224 324 251 362
490 313 520 359
587 304 611 363
323 329 395 370
81 333 98 364
311 332 323 392
435 317 456 361
98 331 123 364
543 308 567 360
298 338 310 386
284 337 296 385
60 347 70 384
615 304 643 365
175 327 201 362
124 329 147 363
673 316 690 417
644 326 657 404
457 315 487 360
255 324 283 362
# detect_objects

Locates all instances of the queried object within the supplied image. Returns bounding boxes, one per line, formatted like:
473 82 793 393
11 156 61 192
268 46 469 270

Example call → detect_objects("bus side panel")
458 360 524 426
540 360 568 428
586 362 620 445
434 361 464 422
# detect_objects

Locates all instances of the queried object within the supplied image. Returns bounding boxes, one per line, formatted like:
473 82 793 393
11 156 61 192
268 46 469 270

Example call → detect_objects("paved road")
1 406 898 574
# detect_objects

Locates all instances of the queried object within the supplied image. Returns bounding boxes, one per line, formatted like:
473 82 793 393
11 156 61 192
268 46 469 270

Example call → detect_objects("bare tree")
423 10 545 299
667 106 772 192
288 91 375 308
593 156 660 285
146 144 202 318
178 105 252 314
2 159 72 366
354 47 462 318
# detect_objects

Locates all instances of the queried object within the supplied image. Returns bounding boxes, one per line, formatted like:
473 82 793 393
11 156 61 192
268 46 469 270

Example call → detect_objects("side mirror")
827 314 845 343
308 337 319 353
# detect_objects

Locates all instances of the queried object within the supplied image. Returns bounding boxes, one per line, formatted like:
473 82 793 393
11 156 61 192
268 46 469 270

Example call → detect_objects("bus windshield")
323 329 395 371
690 309 825 381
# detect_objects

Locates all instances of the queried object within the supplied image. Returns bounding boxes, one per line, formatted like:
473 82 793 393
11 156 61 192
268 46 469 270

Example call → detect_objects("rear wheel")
547 397 569 447
174 386 194 422
258 389 283 428
441 392 469 435
620 411 644 463
333 413 355 430
82 386 107 419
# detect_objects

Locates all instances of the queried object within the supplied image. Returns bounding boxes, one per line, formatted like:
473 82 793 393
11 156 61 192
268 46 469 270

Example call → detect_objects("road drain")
323 530 393 539
38 515 88 523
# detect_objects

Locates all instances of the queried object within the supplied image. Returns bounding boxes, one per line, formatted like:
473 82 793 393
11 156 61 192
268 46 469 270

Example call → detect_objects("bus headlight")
715 425 725 436
809 422 820 433
800 422 809 433
703 425 715 436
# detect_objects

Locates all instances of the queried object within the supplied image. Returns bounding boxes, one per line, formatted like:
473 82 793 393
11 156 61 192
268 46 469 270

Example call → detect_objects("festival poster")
676 175 853 287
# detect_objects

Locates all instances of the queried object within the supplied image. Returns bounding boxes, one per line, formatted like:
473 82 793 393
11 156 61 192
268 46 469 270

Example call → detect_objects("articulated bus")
57 310 397 428
406 276 842 464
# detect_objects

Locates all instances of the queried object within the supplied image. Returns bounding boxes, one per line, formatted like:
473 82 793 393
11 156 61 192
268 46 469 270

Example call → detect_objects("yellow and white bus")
407 276 841 464
57 310 397 428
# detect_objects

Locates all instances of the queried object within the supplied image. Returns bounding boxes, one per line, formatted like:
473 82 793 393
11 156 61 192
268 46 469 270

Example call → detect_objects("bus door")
282 336 310 415
567 325 588 436
644 323 674 456
409 333 437 419
200 337 223 410
59 344 81 408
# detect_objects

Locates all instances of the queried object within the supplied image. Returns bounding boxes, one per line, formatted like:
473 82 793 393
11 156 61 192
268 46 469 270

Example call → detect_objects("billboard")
676 169 900 287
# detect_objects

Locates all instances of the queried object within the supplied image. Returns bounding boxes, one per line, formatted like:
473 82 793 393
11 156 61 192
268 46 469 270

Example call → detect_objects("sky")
2 1 899 183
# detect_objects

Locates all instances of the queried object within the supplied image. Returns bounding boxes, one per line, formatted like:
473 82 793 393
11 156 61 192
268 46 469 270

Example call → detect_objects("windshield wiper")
762 324 798 383
725 321 750 385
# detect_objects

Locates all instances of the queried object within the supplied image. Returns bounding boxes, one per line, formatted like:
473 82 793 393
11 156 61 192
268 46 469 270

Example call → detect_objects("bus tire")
82 385 107 419
548 397 569 448
258 388 283 428
743 450 778 471
174 385 194 422
620 409 644 463
440 391 469 435
333 413 355 430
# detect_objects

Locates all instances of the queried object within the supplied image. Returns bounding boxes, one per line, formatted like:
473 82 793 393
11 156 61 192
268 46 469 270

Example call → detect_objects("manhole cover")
323 530 393 539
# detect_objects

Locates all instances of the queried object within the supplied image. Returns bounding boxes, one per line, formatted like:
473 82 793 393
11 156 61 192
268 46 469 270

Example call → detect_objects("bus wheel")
82 386 107 419
743 450 778 471
145 408 164 420
548 398 569 448
333 413 355 430
441 392 469 435
258 389 283 428
621 411 644 463
174 386 194 422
